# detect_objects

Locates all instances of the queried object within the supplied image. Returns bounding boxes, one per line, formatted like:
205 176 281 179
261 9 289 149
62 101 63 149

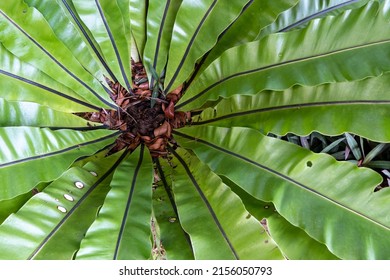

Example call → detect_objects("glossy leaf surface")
266 213 339 260
1 0 390 261
72 0 132 90
24 0 108 83
0 43 96 112
76 145 154 260
0 1 115 109
177 1 390 110
0 128 118 200
169 147 284 260
153 158 194 260
259 0 371 36
224 176 339 260
192 73 390 142
0 152 125 260
130 0 147 56
193 0 299 77
0 98 97 128
164 0 251 92
174 126 390 259
143 0 182 85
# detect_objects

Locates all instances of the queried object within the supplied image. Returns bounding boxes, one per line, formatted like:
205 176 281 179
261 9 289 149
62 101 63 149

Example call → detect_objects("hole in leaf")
57 206 67 213
74 181 84 189
64 194 74 202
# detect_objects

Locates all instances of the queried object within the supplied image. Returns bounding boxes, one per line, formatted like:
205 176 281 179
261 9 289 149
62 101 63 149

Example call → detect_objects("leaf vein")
173 130 390 231
176 39 390 109
169 146 239 259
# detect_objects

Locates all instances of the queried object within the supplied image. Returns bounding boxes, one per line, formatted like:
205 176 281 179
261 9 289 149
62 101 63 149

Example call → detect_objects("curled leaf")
153 121 170 138
167 85 183 103
164 100 175 119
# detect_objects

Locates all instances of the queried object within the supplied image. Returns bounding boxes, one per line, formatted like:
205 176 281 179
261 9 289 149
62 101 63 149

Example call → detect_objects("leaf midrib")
0 131 120 168
0 9 116 109
193 99 390 125
113 145 145 259
176 39 390 109
173 130 390 232
27 149 129 259
169 146 239 259
279 0 361 32
60 0 117 82
0 69 100 111
149 0 171 88
94 0 131 90
165 0 218 92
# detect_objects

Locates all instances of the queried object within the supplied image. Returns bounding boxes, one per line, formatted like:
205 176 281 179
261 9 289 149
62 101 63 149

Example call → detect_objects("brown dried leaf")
171 111 187 128
138 82 149 90
167 85 183 103
166 122 172 138
148 137 164 151
90 112 101 122
140 135 152 143
114 141 127 151
153 121 170 137
172 84 183 94
121 99 130 109
116 90 125 106
164 100 175 119
119 122 127 131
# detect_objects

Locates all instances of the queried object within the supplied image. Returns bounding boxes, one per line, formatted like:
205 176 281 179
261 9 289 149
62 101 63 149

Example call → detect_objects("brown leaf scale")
79 60 190 157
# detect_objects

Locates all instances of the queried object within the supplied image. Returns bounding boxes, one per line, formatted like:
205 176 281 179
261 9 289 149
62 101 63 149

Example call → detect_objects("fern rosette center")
78 60 189 157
